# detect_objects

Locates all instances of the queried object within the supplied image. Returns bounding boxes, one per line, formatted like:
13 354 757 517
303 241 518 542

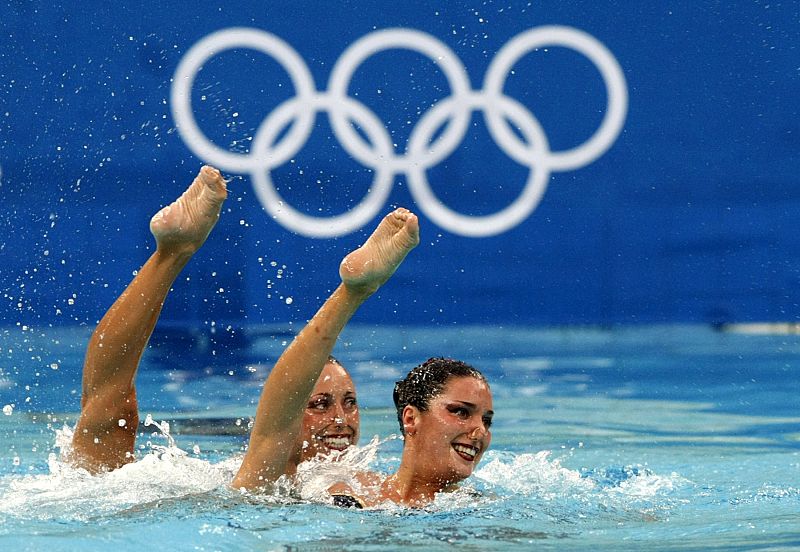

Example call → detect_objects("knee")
115 399 139 433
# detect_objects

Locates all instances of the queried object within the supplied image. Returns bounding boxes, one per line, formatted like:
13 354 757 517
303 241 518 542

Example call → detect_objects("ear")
402 405 420 437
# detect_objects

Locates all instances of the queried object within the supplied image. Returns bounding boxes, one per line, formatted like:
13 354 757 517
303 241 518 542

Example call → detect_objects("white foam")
475 450 595 498
0 423 684 520
293 435 385 502
1 422 235 521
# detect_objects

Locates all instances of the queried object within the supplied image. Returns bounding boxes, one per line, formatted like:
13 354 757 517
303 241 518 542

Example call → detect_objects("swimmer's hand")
339 208 419 294
149 165 228 255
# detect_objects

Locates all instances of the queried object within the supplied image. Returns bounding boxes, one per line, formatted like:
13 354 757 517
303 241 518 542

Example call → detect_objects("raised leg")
69 166 227 471
233 208 419 489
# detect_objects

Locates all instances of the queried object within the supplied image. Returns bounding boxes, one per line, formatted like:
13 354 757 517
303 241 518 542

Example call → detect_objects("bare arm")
233 208 419 489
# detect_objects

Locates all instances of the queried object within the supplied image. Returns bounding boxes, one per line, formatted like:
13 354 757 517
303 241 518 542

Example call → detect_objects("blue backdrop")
1 1 798 328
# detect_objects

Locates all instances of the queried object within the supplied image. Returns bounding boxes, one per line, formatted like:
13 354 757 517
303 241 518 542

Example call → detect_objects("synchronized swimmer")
70 166 494 507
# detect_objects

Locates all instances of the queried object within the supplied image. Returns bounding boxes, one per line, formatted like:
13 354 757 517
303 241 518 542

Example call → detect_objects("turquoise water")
1 324 798 550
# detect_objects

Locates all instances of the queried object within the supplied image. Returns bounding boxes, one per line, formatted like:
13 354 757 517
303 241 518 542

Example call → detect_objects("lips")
452 442 480 462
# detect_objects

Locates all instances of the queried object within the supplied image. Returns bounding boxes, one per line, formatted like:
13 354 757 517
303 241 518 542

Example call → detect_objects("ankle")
152 245 196 267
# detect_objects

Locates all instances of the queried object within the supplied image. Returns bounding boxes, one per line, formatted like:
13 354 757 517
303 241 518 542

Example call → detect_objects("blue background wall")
1 1 798 328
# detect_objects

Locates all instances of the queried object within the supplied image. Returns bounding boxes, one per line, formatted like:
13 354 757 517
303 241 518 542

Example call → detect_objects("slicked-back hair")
392 357 487 434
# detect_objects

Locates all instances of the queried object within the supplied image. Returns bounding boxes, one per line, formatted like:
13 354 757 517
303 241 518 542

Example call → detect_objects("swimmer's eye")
344 396 358 409
448 406 470 419
309 398 331 411
482 416 493 430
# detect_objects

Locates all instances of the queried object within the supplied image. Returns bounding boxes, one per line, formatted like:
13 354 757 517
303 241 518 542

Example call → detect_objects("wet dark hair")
392 357 488 434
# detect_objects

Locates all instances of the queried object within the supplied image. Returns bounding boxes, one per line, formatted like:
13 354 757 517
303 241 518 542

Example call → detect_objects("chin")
445 454 479 481
437 466 473 486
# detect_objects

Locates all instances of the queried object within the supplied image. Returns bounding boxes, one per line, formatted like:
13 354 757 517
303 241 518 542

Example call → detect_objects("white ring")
171 27 316 173
250 95 395 238
407 95 550 237
327 28 472 171
484 25 628 171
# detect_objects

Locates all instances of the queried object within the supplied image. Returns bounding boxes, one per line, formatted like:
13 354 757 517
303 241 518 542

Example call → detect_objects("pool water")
1 324 798 550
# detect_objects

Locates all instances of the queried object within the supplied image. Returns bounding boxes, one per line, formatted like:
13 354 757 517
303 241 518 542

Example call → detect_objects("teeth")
321 436 352 449
453 443 478 460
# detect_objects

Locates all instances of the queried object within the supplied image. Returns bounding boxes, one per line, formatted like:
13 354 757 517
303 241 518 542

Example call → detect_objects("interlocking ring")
171 26 628 238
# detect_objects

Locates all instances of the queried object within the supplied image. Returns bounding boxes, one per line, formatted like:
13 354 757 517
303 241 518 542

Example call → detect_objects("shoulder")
354 470 383 488
327 471 385 509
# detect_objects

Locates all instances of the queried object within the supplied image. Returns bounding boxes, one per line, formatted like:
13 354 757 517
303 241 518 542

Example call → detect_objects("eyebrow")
310 391 356 399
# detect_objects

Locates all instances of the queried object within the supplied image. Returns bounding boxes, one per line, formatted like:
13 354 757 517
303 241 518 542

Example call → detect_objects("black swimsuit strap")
331 494 365 509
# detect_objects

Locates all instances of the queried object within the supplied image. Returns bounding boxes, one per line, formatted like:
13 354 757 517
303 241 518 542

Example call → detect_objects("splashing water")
0 420 236 522
0 419 684 527
292 434 384 503
466 450 687 523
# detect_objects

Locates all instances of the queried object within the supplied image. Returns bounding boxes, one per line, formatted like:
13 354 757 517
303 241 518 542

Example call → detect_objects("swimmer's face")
296 361 359 463
403 376 493 485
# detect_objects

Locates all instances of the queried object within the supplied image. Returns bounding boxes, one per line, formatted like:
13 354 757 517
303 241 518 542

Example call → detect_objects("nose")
468 422 487 440
332 402 347 425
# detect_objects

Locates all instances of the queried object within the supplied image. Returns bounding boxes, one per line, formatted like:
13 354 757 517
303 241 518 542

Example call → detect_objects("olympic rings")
170 25 628 238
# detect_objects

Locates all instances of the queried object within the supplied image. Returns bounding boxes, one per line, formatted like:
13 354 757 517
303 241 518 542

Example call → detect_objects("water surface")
1 325 798 550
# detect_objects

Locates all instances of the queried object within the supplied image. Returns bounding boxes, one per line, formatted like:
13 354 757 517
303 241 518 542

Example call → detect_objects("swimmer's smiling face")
406 375 493 485
294 361 359 463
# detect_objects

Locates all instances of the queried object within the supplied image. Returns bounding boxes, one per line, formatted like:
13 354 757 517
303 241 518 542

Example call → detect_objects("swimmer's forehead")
439 377 493 409
313 362 355 392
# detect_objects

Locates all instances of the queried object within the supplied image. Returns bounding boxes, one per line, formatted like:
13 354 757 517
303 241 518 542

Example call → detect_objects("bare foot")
339 208 420 293
149 166 228 254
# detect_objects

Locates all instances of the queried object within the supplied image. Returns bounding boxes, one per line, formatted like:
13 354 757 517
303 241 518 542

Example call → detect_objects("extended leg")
70 166 227 471
233 208 419 488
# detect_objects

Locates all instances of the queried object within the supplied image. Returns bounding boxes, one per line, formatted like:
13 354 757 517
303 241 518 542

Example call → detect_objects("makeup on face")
298 363 360 461
412 376 494 482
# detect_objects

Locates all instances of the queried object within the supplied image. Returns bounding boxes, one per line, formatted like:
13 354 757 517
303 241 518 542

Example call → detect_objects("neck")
381 461 458 507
